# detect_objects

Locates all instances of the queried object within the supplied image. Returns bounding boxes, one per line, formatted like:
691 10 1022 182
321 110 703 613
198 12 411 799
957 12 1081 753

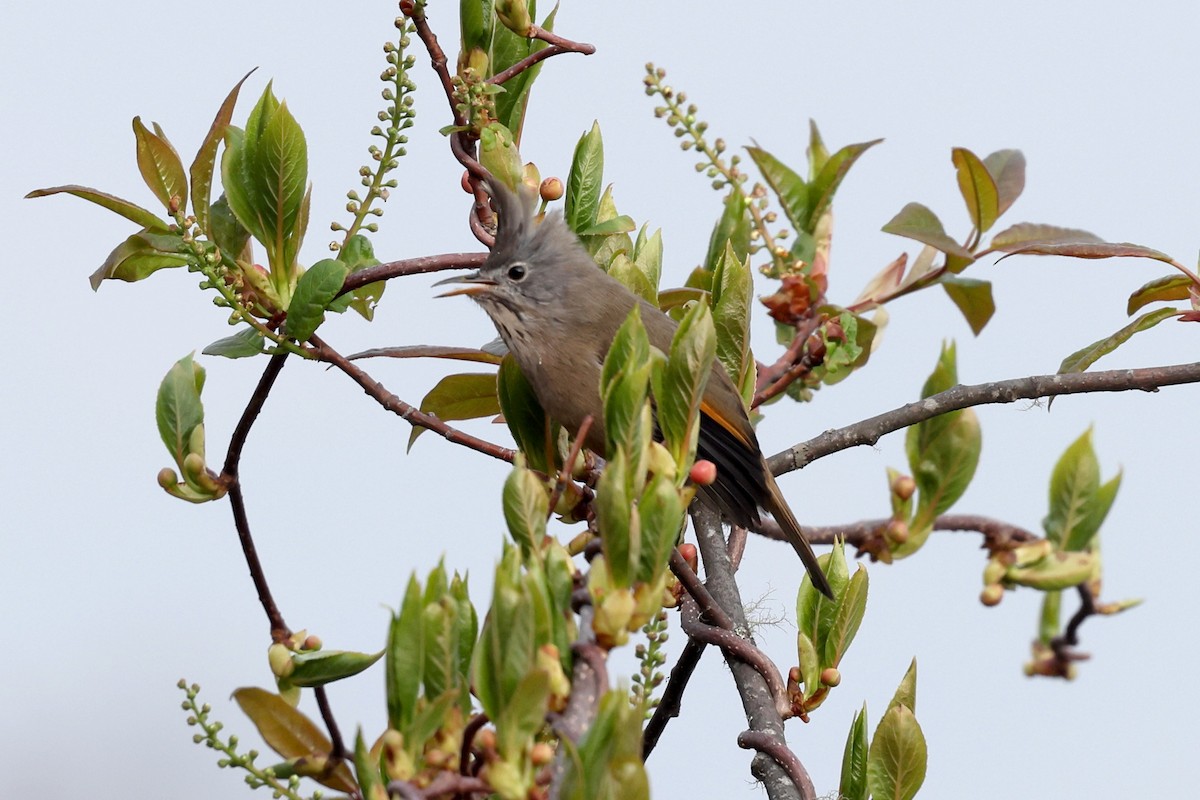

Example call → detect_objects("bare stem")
338 252 487 296
771 360 1200 475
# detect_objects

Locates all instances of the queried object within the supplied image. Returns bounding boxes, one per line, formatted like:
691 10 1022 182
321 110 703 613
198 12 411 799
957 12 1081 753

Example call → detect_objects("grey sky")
4 2 1198 798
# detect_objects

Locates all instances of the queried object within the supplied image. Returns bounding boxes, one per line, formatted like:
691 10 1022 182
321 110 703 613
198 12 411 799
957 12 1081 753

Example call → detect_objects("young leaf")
407 372 501 451
746 145 809 233
289 649 384 687
939 275 995 335
203 327 266 359
494 669 551 761
951 147 999 234
503 463 549 558
1070 470 1121 552
491 3 555 138
882 202 973 260
839 704 870 800
1057 307 1180 374
190 70 255 233
982 149 1026 217
609 253 658 305
133 117 188 212
983 222 1103 255
887 658 918 714
823 564 869 667
565 121 604 233
353 730 385 800
497 355 554 472
636 473 685 582
260 101 309 267
808 138 882 230
387 575 425 730
26 184 169 232
1042 427 1108 554
1126 273 1193 315
595 451 636 586
998 240 1176 265
89 229 189 290
480 122 525 190
284 259 349 341
650 302 716 470
632 225 664 291
867 704 927 800
156 353 205 470
704 188 752 271
711 243 753 402
232 687 357 793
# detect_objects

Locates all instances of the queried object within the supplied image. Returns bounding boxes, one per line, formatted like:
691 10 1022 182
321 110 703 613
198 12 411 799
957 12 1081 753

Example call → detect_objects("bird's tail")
762 472 834 599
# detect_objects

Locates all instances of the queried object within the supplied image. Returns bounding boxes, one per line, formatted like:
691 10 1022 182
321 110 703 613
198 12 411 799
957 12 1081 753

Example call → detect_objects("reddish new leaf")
982 149 1025 217
882 203 973 260
1127 274 1194 315
25 185 169 232
232 687 357 793
191 69 255 234
1058 307 1181 374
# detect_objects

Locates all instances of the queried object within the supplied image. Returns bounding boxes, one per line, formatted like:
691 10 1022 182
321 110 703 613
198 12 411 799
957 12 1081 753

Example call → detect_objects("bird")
435 182 832 598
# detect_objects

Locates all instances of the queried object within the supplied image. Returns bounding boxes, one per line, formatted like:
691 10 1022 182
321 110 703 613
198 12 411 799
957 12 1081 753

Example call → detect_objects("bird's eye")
507 263 528 281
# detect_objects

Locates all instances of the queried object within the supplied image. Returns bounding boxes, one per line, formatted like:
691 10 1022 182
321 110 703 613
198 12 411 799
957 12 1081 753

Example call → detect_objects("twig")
459 713 489 780
737 730 817 800
1049 583 1098 667
487 30 596 86
690 503 804 800
668 548 733 629
314 686 346 763
219 352 290 639
727 525 749 570
678 598 791 720
311 335 515 463
753 513 1038 553
641 637 706 760
422 772 491 798
770 360 1200 476
338 252 487 296
549 604 606 794
753 320 822 408
547 415 592 518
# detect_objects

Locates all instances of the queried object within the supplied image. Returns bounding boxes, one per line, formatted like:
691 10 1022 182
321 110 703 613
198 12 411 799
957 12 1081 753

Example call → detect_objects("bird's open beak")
433 272 497 298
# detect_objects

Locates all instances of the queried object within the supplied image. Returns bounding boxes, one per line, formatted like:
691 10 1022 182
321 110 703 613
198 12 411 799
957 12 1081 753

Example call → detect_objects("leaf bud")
820 667 841 687
890 473 916 500
980 584 1004 606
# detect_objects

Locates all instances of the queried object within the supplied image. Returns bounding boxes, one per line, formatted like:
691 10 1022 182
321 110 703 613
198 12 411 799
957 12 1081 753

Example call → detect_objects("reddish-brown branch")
668 548 734 629
770 360 1200 475
459 713 489 780
1049 583 1098 667
547 415 592 518
737 730 817 800
338 252 487 296
487 29 596 86
314 686 346 762
753 319 822 408
641 636 706 760
219 352 290 640
310 335 515 463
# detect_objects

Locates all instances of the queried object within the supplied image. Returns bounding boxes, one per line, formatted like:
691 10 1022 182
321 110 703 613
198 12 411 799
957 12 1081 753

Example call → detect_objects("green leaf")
289 649 384 687
259 101 309 268
497 355 555 472
704 188 752 271
887 658 918 714
565 121 604 233
632 226 664 292
191 70 255 233
335 233 386 319
1042 428 1118 553
479 122 524 190
459 0 494 55
982 149 1025 217
939 275 995 335
1071 470 1121 552
1057 307 1180 374
839 704 870 800
600 308 653 454
156 353 205 470
867 704 927 800
353 729 384 800
795 631 820 697
650 302 716 471
495 669 551 761
1127 273 1193 315
746 145 809 233
904 344 981 548
387 575 424 730
657 286 709 312
578 215 636 238
711 243 753 403
284 259 349 341
503 463 549 558
951 147 999 234
608 254 658 305
26 184 169 232
808 138 881 231
491 3 554 139
596 451 636 587
882 202 973 260
823 564 868 667
203 327 266 359
406 371 501 451
133 117 188 212
636 473 685 583
89 228 189 290
209 193 251 260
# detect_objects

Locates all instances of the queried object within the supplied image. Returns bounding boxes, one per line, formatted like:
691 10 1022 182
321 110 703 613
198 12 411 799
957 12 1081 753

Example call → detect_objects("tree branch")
314 685 346 762
753 513 1039 554
219 352 290 640
310 335 515 463
691 503 812 800
338 252 487 296
770 360 1200 475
